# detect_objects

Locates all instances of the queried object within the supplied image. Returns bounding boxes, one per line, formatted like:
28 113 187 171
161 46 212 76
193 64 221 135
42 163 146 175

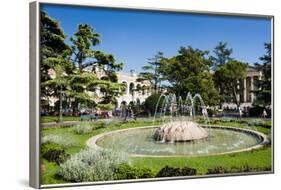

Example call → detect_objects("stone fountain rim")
86 125 269 158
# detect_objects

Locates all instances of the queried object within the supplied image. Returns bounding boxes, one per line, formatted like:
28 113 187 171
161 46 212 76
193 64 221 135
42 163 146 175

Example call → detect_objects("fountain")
87 92 268 157
153 93 209 142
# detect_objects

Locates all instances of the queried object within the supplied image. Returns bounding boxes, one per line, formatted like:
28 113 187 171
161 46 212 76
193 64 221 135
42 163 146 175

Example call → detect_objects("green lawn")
131 147 272 175
41 118 272 184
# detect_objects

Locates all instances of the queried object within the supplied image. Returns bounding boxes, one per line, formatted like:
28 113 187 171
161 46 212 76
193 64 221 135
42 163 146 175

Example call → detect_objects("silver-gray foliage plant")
72 122 94 134
42 134 77 147
57 149 128 182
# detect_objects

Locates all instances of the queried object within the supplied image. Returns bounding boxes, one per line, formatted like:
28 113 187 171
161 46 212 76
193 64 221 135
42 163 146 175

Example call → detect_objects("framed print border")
29 1 274 188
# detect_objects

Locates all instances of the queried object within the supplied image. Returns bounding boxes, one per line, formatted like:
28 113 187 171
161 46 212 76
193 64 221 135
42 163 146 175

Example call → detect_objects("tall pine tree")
253 43 271 107
40 11 71 115
69 24 124 112
137 52 164 93
210 42 233 70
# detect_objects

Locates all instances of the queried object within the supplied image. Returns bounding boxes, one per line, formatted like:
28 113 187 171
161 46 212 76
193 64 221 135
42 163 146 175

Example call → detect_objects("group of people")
122 106 136 121
80 109 111 121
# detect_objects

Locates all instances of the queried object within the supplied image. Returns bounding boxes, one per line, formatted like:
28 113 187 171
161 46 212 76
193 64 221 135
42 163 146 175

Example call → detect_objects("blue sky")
41 4 272 73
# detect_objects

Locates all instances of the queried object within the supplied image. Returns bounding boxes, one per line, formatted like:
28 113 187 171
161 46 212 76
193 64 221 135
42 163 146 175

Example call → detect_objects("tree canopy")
253 43 271 107
40 11 73 117
210 42 233 70
137 52 164 93
159 46 219 106
213 60 247 106
40 12 124 115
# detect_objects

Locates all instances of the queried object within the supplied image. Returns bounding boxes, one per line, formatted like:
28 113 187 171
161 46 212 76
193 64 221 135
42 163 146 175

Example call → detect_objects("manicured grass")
41 118 272 184
41 116 80 123
131 147 272 175
42 119 159 154
41 159 65 184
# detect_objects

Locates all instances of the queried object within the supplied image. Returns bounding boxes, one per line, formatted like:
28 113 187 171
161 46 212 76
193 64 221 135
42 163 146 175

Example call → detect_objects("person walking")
262 109 268 118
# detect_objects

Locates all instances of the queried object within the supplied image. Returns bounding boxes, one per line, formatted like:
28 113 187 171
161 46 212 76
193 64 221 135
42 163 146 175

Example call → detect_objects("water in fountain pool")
96 127 261 156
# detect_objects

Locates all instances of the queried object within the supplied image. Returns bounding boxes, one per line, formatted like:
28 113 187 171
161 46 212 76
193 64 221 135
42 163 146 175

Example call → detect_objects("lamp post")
59 85 63 123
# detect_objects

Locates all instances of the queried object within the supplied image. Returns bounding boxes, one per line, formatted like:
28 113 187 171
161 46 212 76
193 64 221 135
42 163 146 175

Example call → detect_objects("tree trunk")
72 100 79 116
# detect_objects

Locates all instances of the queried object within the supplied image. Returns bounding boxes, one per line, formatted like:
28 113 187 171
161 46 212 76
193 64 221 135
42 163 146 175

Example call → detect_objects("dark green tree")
159 46 219 105
41 13 126 116
70 24 123 73
137 52 165 93
253 43 272 107
64 71 99 114
143 93 164 115
213 60 248 107
93 75 125 106
69 24 124 112
210 42 233 70
40 11 72 116
43 65 70 122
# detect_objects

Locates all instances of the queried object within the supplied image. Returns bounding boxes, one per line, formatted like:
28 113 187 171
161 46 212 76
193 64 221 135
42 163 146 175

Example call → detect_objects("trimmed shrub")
42 135 77 148
72 122 94 134
113 164 154 180
57 149 128 182
157 166 180 177
181 167 197 176
105 120 122 128
206 166 230 174
247 119 271 128
143 93 164 114
136 167 154 178
156 166 197 177
113 164 138 180
41 142 70 164
206 165 272 174
247 119 265 127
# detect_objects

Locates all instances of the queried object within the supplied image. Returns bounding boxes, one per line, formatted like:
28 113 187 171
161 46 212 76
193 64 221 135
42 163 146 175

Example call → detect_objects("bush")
137 167 154 178
72 122 94 134
206 166 230 174
143 93 164 114
156 166 197 177
41 142 70 164
57 149 128 182
247 119 271 128
100 120 122 128
42 135 77 148
113 164 137 180
247 119 265 127
206 165 272 174
113 164 154 180
181 167 197 176
207 109 218 117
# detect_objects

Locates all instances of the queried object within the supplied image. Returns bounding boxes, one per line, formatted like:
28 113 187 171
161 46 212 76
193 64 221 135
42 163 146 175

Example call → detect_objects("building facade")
115 70 151 108
45 67 261 111
222 66 263 109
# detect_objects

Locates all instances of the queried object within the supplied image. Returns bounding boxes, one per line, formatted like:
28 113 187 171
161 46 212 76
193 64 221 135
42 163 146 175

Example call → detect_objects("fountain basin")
86 125 269 157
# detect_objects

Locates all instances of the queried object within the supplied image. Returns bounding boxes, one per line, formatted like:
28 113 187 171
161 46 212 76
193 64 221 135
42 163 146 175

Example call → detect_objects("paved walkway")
41 121 79 128
41 118 114 128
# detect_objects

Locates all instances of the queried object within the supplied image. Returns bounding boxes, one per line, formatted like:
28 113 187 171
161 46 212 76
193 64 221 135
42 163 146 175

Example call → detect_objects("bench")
80 114 98 121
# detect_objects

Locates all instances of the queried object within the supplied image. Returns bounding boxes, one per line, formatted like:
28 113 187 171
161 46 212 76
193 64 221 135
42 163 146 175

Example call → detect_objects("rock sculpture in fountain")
153 121 208 142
